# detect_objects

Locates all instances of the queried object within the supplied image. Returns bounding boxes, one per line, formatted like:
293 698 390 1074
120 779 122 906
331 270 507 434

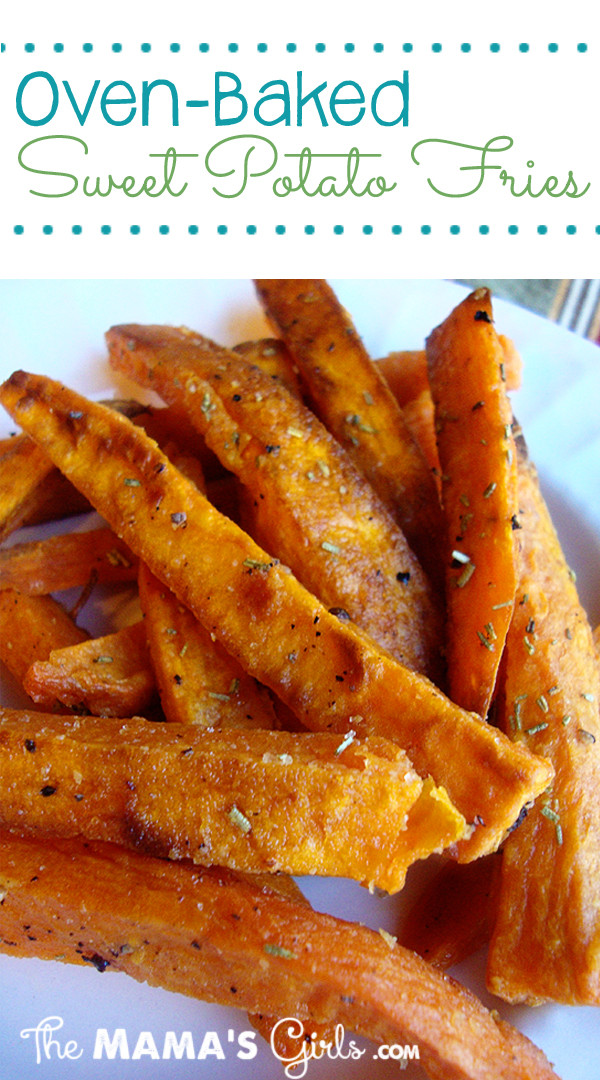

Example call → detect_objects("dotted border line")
10 224 593 236
0 41 591 54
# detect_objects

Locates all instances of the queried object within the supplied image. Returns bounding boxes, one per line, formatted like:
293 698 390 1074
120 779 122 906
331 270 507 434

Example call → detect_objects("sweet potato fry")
0 401 151 539
400 854 501 970
0 831 560 1080
0 433 61 542
426 288 519 717
0 710 464 890
23 621 154 717
106 323 443 678
138 562 279 729
0 589 88 686
131 403 224 482
375 339 522 406
372 353 441 484
246 874 336 1059
375 350 432 406
233 338 304 399
0 526 137 595
254 279 444 585
487 444 600 1005
0 371 554 860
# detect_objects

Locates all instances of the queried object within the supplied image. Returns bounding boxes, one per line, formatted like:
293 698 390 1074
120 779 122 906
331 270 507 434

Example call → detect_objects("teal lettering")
254 80 291 126
142 80 179 126
296 72 328 126
62 80 100 125
100 81 136 126
371 76 409 126
16 71 58 126
214 72 248 126
329 81 365 126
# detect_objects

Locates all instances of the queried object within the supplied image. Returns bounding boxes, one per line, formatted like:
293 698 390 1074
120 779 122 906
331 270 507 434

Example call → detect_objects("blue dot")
596 226 600 235
461 43 471 53
188 225 198 235
217 225 228 235
490 42 500 52
315 43 326 52
54 43 64 52
577 43 588 52
287 43 297 52
257 43 267 52
345 43 355 52
228 42 238 52
246 225 257 235
141 43 151 52
421 225 431 235
130 225 141 235
305 225 315 234
519 42 529 52
403 43 413 53
25 43 34 52
508 225 518 235
374 43 384 52
432 43 442 52
566 225 576 234
159 225 169 235
14 225 24 235
363 225 373 235
275 225 286 235
333 225 344 235
537 225 548 234
112 43 122 53
72 225 82 235
479 225 490 235
548 43 558 52
391 225 402 235
83 43 93 53
101 225 111 235
170 43 180 53
43 225 53 235
450 225 460 235
199 43 209 52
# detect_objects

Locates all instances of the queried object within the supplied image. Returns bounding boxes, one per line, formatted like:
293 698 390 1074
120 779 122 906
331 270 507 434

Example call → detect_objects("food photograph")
0 278 598 1080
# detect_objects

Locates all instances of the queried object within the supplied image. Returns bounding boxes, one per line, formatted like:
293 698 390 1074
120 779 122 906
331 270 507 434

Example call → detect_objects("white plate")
0 279 598 1080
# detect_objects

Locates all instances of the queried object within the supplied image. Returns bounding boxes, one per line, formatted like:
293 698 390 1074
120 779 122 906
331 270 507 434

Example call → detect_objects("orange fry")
0 371 554 861
0 527 137 595
0 589 88 686
254 279 444 586
0 831 560 1080
400 854 501 970
426 288 519 717
487 445 600 1005
23 621 154 717
106 323 443 678
0 710 464 891
138 562 279 729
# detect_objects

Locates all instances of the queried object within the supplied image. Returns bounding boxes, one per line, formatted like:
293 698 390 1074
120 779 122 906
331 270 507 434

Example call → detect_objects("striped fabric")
457 279 600 344
548 280 600 342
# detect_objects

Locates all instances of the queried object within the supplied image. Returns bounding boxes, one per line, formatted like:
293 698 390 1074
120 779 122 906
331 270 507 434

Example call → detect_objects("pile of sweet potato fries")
0 280 598 1080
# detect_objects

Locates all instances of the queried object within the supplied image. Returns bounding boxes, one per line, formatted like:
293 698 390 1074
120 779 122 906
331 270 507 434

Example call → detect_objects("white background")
1 0 599 277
